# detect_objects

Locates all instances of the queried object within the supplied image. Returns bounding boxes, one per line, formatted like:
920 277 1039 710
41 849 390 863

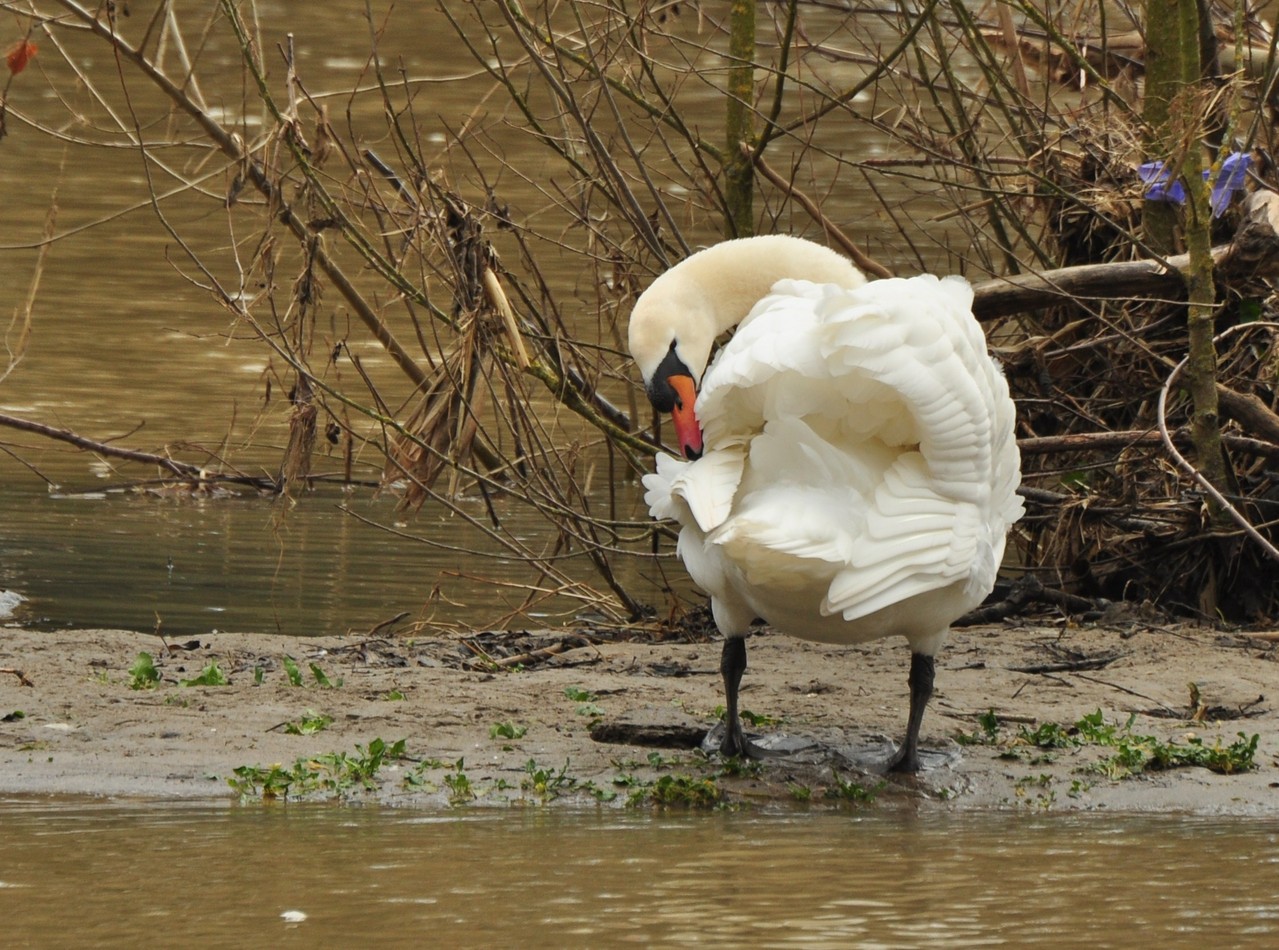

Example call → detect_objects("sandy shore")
1 621 1276 813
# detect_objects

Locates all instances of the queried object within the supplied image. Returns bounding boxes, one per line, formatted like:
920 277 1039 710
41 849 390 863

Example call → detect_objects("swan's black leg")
719 637 749 757
887 652 935 773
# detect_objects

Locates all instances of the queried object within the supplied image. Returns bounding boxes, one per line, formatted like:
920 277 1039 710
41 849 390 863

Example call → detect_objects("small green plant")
1017 720 1076 749
284 711 333 736
564 685 603 717
309 663 342 688
611 770 643 790
1074 709 1127 745
712 704 781 728
317 737 406 789
490 721 528 741
956 709 1001 745
282 655 303 687
253 665 265 686
2 710 25 722
1093 730 1260 779
128 652 161 690
383 689 406 701
824 775 884 804
975 708 1260 781
1068 778 1094 798
645 751 682 770
522 758 574 800
229 761 322 801
444 759 475 804
228 737 407 802
717 755 763 778
181 661 228 687
1014 773 1057 809
401 757 448 789
631 774 722 808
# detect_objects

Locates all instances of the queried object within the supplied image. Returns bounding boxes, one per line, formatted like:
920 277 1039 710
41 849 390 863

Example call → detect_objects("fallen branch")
495 635 598 668
1072 672 1177 713
0 411 278 490
1008 654 1123 674
972 192 1279 320
1016 485 1177 533
1 667 34 687
1019 427 1279 460
363 612 410 638
956 574 1104 625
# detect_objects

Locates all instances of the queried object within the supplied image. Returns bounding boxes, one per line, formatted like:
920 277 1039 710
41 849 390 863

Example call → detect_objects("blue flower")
1138 151 1250 217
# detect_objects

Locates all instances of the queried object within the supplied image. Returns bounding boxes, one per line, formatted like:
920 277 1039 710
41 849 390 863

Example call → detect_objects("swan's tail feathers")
822 450 1011 622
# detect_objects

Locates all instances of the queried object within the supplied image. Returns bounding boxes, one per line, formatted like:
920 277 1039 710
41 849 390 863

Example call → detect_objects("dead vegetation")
4 2 1279 626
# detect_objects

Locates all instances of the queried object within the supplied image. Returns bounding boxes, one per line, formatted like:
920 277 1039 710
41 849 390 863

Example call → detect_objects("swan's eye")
647 342 693 412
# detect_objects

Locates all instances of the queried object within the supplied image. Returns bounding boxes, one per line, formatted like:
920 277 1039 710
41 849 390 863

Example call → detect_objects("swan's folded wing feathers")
713 505 854 575
822 456 983 620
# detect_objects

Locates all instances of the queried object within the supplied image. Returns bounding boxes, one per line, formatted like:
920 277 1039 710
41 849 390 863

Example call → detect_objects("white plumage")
630 236 1022 769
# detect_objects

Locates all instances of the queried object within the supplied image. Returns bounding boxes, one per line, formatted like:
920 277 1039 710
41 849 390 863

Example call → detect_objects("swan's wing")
695 275 1022 623
709 416 867 578
818 275 1022 617
822 455 989 620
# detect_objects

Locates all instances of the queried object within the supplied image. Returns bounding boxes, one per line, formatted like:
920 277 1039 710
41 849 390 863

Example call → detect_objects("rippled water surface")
1 802 1277 948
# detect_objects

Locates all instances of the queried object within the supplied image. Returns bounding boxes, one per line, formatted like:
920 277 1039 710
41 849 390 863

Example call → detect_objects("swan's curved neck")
629 236 866 385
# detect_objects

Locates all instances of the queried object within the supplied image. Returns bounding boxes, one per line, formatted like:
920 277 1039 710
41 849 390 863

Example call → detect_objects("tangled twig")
1157 321 1279 564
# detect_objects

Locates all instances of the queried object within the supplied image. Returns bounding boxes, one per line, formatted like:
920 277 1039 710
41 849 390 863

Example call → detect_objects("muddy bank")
1 622 1276 813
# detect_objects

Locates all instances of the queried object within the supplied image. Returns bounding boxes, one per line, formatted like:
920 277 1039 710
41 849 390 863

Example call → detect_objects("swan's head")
628 236 866 462
628 283 716 461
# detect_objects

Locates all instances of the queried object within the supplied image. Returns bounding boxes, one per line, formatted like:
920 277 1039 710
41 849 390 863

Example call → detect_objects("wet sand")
1 622 1276 812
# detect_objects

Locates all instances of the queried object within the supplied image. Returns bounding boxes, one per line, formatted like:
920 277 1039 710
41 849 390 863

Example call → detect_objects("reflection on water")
0 477 650 635
0 802 1276 947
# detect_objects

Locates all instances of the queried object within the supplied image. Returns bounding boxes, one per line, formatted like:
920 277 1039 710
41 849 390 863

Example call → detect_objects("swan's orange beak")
667 374 703 460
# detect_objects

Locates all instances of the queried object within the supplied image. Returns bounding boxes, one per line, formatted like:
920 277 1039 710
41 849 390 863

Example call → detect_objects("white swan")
629 235 1023 771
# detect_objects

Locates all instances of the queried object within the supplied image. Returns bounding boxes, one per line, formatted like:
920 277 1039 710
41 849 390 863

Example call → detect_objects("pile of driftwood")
972 192 1279 620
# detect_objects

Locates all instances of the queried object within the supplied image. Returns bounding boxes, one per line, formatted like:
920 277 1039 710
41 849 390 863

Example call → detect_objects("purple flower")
1138 151 1250 217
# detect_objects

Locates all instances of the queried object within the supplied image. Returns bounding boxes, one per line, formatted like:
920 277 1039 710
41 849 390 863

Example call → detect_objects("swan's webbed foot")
719 711 749 758
719 720 763 759
885 651 935 774
885 742 922 774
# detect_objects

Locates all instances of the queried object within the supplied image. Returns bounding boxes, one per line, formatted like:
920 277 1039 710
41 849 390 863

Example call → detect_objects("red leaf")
6 40 36 76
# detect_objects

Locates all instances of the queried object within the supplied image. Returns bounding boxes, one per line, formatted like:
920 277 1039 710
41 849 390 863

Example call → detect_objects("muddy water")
0 3 680 634
0 801 1276 948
